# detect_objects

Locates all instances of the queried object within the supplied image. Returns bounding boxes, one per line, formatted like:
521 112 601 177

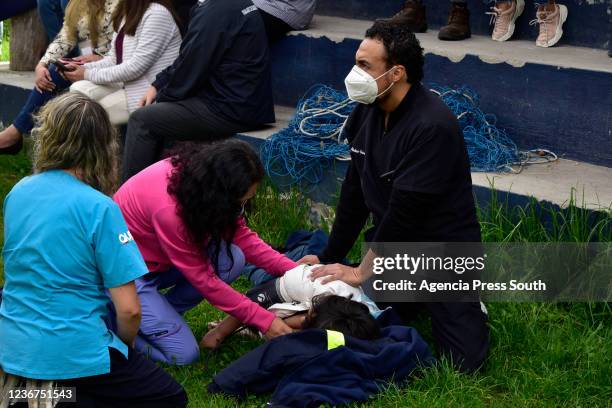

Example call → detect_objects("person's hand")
63 64 85 82
200 328 224 350
297 255 320 265
72 54 102 64
59 57 83 66
139 86 158 107
264 317 293 340
35 63 55 93
309 263 362 287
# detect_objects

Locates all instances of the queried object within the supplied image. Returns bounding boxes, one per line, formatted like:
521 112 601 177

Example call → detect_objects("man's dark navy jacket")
208 325 434 407
153 0 275 126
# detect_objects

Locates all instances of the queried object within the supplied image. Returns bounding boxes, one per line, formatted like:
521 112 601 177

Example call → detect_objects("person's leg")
60 348 187 408
0 64 71 150
257 10 293 42
122 98 250 181
37 0 65 41
134 274 201 365
213 243 246 284
425 302 489 372
97 88 130 126
161 243 245 316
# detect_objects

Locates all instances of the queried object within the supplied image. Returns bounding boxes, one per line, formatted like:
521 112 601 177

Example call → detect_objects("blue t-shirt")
0 171 148 380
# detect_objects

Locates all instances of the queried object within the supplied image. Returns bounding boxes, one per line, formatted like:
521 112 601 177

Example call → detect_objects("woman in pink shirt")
113 140 298 364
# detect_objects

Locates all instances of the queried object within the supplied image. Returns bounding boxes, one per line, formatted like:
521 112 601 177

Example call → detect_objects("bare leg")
0 125 22 149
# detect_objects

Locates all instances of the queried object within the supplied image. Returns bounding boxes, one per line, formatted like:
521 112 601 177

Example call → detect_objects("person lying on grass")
113 140 299 365
201 264 382 349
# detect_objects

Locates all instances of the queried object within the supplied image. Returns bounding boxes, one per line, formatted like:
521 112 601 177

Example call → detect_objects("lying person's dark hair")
302 295 380 340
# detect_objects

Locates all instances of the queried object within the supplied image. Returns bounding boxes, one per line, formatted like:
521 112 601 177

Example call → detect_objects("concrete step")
244 105 612 211
315 0 610 50
0 62 608 211
270 15 612 168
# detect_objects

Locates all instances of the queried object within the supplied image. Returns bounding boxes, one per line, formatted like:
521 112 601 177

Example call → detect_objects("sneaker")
529 3 568 48
438 3 471 41
487 0 525 41
393 0 427 33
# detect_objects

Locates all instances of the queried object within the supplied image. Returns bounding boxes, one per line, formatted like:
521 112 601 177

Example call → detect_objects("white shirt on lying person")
269 264 381 318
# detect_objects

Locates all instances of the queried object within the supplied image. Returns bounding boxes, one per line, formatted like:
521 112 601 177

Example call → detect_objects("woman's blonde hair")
32 92 120 196
63 0 106 49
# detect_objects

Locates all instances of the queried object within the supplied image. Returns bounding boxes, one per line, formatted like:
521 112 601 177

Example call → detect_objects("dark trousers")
383 301 490 373
57 348 187 408
121 98 252 182
258 10 293 43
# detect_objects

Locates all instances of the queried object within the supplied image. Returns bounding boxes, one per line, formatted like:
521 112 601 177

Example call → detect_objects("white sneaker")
529 3 568 48
487 0 525 42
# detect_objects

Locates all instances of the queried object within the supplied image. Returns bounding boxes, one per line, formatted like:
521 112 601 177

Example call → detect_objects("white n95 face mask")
344 65 397 104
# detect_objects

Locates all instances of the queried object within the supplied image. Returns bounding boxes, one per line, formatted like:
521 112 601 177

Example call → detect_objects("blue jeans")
243 230 330 286
13 64 71 134
0 0 36 21
37 0 70 41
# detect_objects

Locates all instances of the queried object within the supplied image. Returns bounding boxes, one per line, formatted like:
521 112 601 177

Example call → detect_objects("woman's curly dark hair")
167 140 264 272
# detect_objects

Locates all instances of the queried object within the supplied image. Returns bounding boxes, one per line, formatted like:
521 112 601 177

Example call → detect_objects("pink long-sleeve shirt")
113 159 298 333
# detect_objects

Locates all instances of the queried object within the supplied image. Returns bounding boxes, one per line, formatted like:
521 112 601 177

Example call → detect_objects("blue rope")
261 84 354 188
428 83 522 172
262 83 545 187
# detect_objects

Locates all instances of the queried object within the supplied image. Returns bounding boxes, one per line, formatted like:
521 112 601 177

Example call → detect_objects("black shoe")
393 0 428 33
0 136 23 155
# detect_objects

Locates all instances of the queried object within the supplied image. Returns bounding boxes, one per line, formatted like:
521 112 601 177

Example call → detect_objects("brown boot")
438 2 471 41
393 0 427 33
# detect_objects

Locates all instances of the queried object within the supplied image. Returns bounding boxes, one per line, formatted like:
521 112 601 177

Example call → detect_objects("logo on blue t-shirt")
118 231 134 245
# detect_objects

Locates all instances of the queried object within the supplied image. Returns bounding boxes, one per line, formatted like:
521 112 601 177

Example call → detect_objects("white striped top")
83 3 181 112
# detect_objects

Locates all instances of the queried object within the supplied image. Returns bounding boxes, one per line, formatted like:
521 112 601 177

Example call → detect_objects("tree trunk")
9 9 47 71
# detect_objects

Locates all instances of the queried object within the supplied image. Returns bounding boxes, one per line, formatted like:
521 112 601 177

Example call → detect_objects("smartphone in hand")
52 59 76 72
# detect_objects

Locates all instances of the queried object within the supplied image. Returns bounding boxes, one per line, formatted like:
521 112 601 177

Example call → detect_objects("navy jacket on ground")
208 325 434 407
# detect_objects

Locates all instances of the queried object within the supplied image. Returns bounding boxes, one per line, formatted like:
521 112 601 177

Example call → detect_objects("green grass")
1 21 10 62
1 148 610 407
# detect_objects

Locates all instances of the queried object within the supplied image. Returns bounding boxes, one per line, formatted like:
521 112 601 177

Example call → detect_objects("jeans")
37 0 70 41
13 64 71 134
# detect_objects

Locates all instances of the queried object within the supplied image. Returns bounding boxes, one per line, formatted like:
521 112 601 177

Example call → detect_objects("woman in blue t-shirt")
0 92 187 407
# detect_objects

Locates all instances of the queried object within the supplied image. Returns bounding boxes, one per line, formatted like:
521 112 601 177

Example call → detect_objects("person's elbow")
109 281 142 321
116 301 141 321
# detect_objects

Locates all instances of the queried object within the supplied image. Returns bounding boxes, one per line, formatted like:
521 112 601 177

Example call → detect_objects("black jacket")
154 0 275 126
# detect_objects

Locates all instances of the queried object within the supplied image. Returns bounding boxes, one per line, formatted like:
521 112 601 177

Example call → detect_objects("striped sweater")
83 3 181 112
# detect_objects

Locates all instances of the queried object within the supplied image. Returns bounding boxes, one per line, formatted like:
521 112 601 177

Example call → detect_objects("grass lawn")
1 21 10 62
0 145 610 407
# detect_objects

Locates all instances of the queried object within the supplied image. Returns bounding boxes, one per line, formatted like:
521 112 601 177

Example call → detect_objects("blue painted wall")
315 0 611 50
270 34 612 167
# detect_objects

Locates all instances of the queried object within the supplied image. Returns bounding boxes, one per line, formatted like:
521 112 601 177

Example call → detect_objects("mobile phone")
53 59 76 72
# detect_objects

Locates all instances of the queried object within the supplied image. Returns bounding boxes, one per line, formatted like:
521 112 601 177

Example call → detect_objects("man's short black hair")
365 18 425 84
302 295 380 340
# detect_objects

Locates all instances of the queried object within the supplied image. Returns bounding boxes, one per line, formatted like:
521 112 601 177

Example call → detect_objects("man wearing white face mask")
299 18 489 373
